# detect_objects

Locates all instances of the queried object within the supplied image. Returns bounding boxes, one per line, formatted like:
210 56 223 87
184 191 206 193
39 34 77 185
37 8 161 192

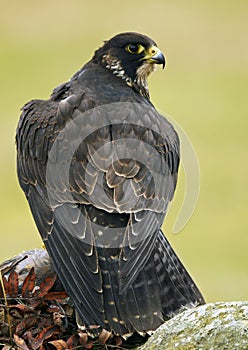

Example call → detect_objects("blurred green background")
0 1 247 303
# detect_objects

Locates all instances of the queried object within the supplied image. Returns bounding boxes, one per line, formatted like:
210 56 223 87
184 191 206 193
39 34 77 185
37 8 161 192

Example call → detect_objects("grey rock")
138 301 248 350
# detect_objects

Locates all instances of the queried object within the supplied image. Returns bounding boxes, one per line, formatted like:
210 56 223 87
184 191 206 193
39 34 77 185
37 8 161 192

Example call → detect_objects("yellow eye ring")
126 43 144 54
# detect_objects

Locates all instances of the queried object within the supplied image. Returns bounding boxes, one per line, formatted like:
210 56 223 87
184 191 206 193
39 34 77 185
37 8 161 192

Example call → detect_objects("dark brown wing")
16 97 106 327
16 77 180 332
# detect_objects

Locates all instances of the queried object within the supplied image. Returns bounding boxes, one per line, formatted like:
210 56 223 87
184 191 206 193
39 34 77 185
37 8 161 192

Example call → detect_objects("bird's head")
92 32 165 97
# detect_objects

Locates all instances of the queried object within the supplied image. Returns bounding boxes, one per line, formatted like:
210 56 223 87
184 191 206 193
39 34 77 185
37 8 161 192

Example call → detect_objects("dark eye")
128 44 139 53
126 43 144 54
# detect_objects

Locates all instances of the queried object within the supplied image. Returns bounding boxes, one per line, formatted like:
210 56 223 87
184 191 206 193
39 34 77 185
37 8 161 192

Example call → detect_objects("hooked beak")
142 46 166 69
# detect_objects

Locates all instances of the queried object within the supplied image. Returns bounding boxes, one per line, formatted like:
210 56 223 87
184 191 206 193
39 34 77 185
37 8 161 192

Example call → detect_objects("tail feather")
98 229 204 333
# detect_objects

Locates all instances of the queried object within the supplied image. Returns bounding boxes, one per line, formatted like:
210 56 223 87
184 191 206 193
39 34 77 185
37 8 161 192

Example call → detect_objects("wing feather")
16 68 183 333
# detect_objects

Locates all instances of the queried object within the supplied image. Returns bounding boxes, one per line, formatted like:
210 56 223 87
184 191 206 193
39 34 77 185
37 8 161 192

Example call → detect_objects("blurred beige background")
0 0 247 303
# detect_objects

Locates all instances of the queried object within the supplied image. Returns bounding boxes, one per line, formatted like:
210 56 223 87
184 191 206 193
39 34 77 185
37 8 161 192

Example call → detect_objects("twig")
0 271 12 339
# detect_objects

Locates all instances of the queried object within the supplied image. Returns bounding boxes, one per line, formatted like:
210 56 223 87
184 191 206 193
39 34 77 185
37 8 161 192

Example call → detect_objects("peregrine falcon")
16 32 204 336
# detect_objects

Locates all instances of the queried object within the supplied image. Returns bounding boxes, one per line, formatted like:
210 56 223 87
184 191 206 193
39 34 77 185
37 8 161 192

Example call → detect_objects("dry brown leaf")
14 334 30 350
98 328 112 345
2 345 12 350
21 268 36 298
66 334 79 350
78 331 93 349
44 291 68 301
113 335 123 346
26 325 60 350
0 275 9 296
33 275 57 298
8 271 19 298
9 303 34 314
48 339 68 350
15 316 37 335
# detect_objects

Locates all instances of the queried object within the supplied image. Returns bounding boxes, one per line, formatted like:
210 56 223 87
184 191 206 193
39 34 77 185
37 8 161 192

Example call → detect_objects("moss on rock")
138 301 248 350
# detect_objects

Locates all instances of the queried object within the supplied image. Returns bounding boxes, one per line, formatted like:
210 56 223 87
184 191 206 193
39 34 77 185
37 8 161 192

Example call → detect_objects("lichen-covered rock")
138 302 248 350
